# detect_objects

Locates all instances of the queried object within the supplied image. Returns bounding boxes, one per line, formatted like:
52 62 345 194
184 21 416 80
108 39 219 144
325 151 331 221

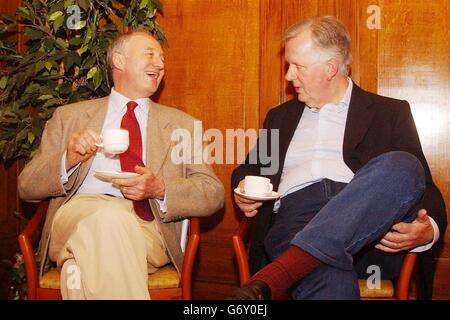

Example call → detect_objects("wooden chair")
232 217 417 300
18 201 200 300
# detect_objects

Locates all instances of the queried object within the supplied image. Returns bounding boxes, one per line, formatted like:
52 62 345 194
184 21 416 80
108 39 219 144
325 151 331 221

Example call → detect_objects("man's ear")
325 58 340 80
112 52 125 71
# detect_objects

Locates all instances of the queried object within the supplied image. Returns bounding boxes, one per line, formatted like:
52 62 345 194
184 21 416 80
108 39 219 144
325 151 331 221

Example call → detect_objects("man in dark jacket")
231 16 446 300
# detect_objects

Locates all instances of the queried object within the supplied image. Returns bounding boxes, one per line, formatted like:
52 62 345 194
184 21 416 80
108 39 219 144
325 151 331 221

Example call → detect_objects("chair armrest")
180 216 200 300
395 252 417 300
232 217 255 286
17 201 48 300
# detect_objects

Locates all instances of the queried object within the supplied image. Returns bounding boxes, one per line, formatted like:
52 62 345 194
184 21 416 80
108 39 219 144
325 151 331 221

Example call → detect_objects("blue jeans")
264 151 425 299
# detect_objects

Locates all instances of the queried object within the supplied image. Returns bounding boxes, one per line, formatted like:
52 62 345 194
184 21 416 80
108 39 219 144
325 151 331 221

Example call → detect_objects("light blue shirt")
277 79 354 198
60 87 167 211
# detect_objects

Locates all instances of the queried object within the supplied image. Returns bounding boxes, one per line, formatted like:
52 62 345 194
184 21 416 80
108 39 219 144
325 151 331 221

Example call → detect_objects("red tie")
120 101 154 221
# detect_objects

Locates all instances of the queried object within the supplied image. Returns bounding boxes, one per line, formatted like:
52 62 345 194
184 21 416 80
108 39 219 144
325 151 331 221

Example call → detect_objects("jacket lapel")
343 83 376 151
146 101 172 175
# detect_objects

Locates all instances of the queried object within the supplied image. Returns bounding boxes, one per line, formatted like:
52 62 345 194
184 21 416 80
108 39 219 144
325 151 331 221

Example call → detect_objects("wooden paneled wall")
1 0 448 299
156 0 261 298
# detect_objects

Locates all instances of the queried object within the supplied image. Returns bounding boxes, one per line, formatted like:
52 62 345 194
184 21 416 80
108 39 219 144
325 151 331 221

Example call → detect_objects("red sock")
252 245 322 299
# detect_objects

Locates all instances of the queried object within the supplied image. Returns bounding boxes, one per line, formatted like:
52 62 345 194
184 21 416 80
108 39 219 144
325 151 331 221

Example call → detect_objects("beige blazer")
18 97 225 276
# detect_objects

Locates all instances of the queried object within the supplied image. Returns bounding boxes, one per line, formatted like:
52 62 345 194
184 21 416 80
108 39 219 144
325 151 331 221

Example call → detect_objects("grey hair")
283 16 352 76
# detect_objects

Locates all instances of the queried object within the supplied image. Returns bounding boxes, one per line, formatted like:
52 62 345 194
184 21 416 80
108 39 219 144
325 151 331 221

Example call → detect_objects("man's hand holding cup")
66 128 129 170
66 129 101 170
235 176 274 218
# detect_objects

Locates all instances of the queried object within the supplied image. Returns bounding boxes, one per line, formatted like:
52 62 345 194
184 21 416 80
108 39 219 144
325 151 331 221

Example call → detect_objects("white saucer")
234 188 280 201
94 170 139 182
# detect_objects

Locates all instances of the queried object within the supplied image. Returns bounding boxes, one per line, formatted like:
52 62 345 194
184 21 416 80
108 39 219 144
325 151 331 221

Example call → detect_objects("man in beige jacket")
18 30 225 299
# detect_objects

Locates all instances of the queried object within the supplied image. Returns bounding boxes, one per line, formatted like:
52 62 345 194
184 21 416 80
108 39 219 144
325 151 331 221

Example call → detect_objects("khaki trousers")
49 194 170 300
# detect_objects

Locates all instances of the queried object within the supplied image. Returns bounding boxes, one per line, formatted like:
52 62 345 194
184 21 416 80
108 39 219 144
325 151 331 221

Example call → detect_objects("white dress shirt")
275 79 438 252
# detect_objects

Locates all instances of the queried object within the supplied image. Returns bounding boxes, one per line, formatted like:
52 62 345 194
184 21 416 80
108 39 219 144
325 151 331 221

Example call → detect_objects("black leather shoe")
231 280 272 300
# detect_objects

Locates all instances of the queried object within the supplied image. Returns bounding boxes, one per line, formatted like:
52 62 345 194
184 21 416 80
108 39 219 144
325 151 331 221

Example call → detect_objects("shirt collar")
339 77 353 112
110 87 150 113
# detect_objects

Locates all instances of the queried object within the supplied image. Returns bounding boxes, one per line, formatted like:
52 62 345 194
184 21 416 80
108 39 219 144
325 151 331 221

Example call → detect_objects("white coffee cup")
95 129 129 154
244 176 273 196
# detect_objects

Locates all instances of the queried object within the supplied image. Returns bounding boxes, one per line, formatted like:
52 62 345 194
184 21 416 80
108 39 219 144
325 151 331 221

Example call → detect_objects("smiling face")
112 32 165 99
284 31 330 108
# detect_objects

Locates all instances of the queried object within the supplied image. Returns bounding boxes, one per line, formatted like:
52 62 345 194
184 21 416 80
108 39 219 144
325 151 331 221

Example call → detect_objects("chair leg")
395 253 417 300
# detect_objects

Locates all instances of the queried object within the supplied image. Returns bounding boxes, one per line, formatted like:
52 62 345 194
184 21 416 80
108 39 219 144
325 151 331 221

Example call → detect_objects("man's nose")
153 56 164 69
285 65 296 81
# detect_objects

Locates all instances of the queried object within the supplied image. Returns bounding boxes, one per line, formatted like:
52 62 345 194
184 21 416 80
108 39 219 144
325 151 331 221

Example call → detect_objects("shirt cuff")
155 193 168 213
410 216 440 253
180 219 189 253
60 151 80 184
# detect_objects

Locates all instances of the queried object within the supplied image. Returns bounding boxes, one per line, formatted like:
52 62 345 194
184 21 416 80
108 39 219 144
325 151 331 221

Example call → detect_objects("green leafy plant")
0 0 165 162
